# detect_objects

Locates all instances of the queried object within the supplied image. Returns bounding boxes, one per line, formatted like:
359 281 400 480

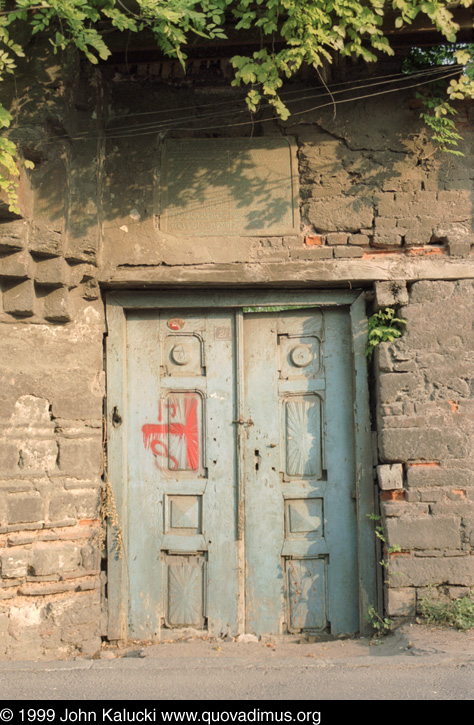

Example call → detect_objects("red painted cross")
142 396 199 471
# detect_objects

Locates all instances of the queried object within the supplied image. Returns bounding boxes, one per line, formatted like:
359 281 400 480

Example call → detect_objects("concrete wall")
0 50 473 657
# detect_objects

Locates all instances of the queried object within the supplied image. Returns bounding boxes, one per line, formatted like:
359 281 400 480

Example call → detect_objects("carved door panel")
244 308 359 635
125 309 238 638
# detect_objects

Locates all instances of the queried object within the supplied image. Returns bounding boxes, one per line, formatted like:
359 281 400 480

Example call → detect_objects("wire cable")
26 65 462 145
104 63 462 128
104 68 462 138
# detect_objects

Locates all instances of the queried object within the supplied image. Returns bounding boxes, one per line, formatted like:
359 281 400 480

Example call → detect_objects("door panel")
287 558 326 631
244 308 359 635
115 302 360 639
125 309 239 637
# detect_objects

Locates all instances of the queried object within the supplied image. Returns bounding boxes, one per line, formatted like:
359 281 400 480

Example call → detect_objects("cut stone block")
30 543 81 576
374 281 408 310
290 247 333 261
0 250 32 280
348 233 370 246
29 227 63 258
0 220 28 252
0 550 29 578
18 439 58 471
385 515 461 550
448 238 472 257
58 438 103 477
377 463 404 490
390 556 474 588
386 587 416 617
333 246 364 258
307 196 374 233
3 279 36 316
372 233 403 248
7 493 43 525
326 232 348 246
34 257 69 287
43 288 72 322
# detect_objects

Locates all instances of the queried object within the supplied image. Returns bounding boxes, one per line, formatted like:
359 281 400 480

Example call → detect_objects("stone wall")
0 50 473 657
97 66 474 278
0 302 104 658
375 280 474 617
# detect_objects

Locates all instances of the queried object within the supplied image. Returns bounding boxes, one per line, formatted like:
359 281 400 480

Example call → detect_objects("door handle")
232 417 254 427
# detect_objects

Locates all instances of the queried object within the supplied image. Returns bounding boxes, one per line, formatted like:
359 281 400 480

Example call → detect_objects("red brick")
381 490 406 501
304 235 323 247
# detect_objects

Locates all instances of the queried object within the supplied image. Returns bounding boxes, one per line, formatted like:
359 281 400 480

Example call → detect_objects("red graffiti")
142 396 199 471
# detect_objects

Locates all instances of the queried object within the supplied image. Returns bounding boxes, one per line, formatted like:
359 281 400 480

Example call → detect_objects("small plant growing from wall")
366 307 406 360
420 589 474 631
365 514 402 635
365 605 394 636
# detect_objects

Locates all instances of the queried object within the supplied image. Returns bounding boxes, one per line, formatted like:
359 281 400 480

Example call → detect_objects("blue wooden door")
113 302 359 638
125 309 239 637
244 308 359 635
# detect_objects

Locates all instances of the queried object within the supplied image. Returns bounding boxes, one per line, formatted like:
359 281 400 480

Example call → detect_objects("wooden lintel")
101 256 474 289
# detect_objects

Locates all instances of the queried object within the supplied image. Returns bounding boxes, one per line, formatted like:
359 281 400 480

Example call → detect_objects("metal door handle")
232 417 254 427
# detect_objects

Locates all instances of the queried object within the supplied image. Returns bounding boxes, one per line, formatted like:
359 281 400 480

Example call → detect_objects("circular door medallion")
290 344 313 368
171 343 193 366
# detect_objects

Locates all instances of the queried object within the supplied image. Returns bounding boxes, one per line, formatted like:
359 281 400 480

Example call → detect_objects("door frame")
105 289 377 640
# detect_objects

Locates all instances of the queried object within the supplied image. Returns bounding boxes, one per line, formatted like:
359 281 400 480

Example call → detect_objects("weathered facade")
0 40 473 659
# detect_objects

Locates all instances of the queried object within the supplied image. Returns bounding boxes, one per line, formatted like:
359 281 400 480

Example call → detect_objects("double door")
106 294 374 639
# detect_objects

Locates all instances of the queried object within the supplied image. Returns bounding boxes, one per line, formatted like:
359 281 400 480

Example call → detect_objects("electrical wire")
27 65 463 146
8 63 461 135
104 65 462 135
105 68 463 138
105 62 462 124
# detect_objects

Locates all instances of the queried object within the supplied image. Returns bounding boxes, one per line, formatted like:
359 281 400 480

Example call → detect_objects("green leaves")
228 1 473 124
367 307 407 360
0 134 21 214
421 589 474 631
0 0 473 212
365 604 393 635
0 105 13 129
418 93 464 155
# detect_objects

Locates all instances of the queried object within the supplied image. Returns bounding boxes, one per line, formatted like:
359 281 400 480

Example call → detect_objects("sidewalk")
76 620 473 667
0 623 472 700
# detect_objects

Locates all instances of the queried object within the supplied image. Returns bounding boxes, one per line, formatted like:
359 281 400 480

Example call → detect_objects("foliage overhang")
0 0 473 214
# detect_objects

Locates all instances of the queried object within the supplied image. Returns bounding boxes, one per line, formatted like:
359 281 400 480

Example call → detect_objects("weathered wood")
105 301 128 641
102 256 474 288
106 291 375 638
350 293 378 636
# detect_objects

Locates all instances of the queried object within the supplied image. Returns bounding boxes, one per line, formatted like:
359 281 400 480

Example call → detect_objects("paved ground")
0 623 473 701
